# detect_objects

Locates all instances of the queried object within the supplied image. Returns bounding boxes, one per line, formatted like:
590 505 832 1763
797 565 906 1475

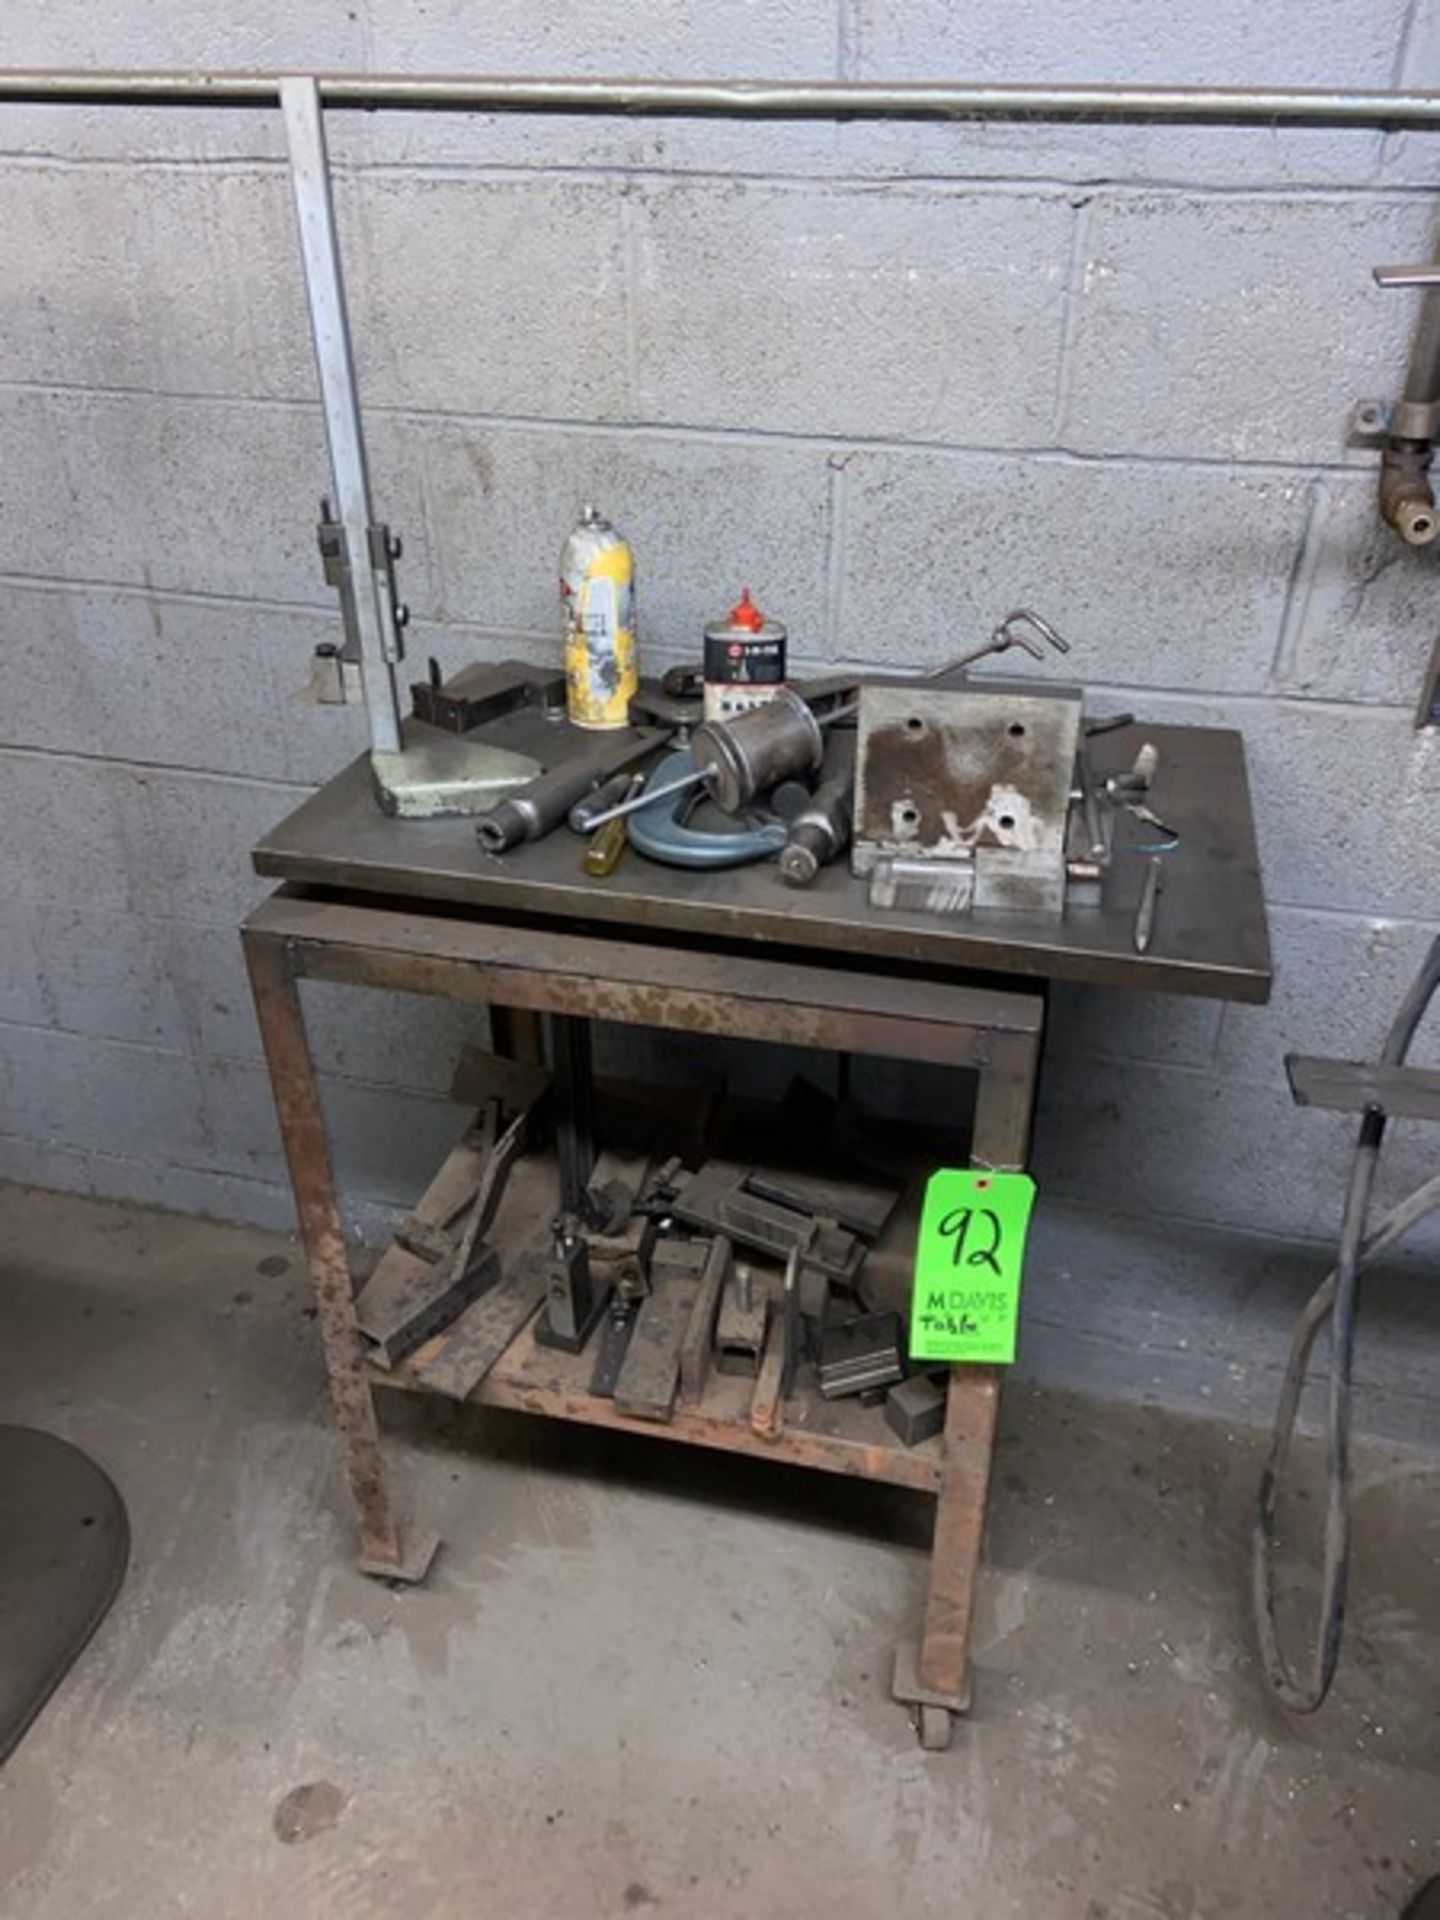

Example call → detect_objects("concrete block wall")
5 2 1440 1248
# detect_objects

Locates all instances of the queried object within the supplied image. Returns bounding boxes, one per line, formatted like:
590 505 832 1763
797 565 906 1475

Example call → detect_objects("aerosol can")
560 505 638 730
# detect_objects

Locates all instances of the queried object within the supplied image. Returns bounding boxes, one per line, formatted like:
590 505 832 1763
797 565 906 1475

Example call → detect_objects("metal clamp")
626 750 788 869
367 522 410 663
315 499 409 670
1351 397 1440 443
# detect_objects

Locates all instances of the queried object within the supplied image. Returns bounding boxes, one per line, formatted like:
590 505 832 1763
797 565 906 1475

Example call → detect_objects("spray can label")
561 507 638 730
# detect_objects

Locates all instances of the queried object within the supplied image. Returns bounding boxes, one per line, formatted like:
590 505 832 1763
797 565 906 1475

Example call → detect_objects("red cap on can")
729 588 764 632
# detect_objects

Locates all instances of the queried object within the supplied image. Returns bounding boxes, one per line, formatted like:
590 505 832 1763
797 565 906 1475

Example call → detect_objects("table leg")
243 929 438 1582
970 1024 1043 1174
899 1013 1043 1747
915 1369 1001 1704
490 1004 544 1066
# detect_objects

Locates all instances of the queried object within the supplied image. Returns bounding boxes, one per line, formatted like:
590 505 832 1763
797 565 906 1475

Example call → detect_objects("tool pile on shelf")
354 1049 953 1449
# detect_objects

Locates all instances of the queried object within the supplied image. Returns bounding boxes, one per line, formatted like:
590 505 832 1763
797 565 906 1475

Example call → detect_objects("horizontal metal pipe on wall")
1 70 1440 129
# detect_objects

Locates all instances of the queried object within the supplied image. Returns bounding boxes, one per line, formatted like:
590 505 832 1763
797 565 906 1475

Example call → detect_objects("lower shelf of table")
375 1314 954 1496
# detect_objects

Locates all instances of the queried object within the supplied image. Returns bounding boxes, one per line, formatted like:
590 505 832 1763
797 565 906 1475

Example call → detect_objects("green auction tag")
908 1169 1036 1365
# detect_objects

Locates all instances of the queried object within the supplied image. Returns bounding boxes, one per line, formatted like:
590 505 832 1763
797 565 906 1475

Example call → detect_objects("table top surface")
253 716 1270 1004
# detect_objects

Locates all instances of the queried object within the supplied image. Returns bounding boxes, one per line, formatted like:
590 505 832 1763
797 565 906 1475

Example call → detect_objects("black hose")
1252 937 1440 1712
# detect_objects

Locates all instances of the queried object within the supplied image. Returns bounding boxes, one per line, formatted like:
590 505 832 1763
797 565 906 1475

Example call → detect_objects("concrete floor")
2 1184 1439 1919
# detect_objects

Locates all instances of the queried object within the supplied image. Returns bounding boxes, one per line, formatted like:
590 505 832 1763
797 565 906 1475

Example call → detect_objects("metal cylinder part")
476 793 545 852
1392 398 1440 440
869 855 976 915
770 778 813 822
690 687 824 814
477 735 659 851
779 821 830 887
572 689 829 833
779 773 854 887
1376 266 1440 549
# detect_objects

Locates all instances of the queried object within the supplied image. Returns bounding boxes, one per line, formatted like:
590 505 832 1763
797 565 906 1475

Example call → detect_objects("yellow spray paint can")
560 504 638 730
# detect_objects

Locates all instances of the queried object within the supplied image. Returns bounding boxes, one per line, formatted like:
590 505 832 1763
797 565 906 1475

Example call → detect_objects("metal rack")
243 886 1044 1749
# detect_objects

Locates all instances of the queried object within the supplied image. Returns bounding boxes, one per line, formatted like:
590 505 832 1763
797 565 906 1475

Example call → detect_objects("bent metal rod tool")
1133 854 1163 954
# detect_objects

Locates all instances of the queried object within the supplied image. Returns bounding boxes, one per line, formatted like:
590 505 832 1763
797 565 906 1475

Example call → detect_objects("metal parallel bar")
1286 1054 1440 1121
241 927 407 1572
279 74 402 756
549 1013 596 1213
748 1321 788 1441
377 1135 945 1484
4 69 1440 129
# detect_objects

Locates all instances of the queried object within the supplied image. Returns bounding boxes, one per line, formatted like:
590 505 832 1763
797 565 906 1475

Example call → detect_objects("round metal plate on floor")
0 1426 128 1762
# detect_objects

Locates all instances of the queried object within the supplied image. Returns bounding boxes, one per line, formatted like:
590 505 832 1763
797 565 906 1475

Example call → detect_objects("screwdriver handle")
582 773 644 876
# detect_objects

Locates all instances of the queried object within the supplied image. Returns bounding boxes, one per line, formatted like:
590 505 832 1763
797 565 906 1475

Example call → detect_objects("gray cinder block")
1063 192 1430 465
837 449 1306 687
633 181 1073 447
422 422 832 639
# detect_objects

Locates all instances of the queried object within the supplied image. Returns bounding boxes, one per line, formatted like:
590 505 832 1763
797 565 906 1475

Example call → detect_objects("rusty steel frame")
242 884 1041 1708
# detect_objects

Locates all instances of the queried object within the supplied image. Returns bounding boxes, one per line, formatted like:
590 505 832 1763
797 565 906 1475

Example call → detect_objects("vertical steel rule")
281 74 402 756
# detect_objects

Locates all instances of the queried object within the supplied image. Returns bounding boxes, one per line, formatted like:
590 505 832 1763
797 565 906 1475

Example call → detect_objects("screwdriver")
582 773 644 877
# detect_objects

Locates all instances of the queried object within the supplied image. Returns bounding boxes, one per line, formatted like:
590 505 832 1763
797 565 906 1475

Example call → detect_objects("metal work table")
255 719 1269 1002
243 715 1267 1747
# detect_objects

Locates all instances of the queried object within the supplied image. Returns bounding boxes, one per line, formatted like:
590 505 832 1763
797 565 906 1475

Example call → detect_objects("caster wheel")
917 1703 953 1751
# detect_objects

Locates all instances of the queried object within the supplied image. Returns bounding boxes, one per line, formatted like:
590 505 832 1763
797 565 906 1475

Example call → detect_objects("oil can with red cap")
702 588 787 723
